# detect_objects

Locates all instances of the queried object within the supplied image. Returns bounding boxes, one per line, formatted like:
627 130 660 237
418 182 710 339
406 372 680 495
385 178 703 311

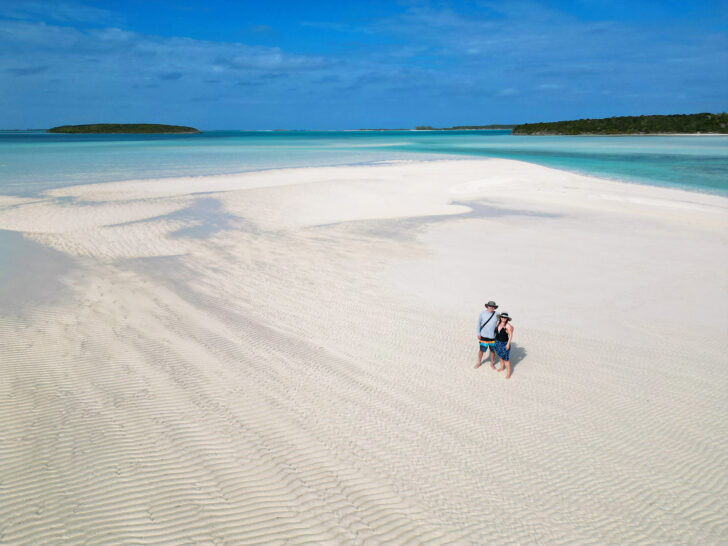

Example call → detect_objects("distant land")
47 124 200 134
354 125 514 131
414 125 516 130
512 113 728 135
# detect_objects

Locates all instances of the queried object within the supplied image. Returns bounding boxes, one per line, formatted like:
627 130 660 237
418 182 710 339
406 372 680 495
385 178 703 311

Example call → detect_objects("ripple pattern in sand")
2 161 727 543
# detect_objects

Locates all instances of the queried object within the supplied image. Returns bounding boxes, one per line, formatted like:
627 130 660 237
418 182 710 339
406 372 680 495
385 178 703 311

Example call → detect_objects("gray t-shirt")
477 310 497 339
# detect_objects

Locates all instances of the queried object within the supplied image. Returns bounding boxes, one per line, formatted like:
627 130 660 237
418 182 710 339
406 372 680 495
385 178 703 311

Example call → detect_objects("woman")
494 312 514 379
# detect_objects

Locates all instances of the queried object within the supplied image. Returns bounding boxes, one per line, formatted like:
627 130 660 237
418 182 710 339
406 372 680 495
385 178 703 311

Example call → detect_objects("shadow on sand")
506 344 527 377
487 344 527 378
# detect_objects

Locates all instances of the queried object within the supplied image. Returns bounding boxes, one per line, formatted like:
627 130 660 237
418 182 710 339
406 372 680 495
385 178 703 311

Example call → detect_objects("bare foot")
497 366 504 372
505 373 511 379
474 362 482 369
490 363 496 370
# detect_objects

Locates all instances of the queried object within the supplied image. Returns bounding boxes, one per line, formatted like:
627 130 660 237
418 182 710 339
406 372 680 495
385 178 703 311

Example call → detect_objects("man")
475 300 499 369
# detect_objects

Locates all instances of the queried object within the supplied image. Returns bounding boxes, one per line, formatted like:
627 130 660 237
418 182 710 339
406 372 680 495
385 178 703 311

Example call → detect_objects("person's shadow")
508 344 527 376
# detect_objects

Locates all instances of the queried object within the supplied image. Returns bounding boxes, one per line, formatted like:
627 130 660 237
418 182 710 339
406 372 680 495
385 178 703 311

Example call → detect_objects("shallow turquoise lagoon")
0 130 726 196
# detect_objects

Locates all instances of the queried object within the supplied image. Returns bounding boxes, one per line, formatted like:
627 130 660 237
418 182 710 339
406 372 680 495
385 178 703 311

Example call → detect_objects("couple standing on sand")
475 300 514 379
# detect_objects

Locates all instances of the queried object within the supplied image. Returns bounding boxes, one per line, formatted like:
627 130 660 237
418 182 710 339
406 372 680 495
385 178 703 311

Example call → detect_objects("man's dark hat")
498 312 512 321
485 300 498 309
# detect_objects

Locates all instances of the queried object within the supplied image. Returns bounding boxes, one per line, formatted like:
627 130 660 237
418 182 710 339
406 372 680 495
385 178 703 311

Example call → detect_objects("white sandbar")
1 159 726 543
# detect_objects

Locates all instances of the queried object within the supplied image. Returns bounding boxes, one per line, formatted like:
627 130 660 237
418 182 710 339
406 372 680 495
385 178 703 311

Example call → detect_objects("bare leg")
475 349 484 369
496 356 504 372
490 348 496 370
504 360 511 379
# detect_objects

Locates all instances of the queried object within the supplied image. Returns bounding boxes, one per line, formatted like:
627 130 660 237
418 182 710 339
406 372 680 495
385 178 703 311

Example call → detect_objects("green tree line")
48 124 200 134
512 113 728 135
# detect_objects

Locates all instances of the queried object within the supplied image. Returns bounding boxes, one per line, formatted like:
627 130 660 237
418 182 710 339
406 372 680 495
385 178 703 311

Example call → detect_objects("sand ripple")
1 160 726 543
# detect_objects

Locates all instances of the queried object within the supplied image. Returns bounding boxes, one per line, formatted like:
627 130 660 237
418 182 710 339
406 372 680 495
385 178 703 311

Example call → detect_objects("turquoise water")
0 130 726 196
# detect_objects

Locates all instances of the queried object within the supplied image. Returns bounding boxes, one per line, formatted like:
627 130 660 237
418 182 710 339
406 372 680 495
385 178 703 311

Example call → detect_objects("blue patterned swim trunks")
494 340 510 360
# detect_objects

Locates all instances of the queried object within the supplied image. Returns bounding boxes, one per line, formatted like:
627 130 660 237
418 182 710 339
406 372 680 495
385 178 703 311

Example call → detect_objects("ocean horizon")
1 130 726 197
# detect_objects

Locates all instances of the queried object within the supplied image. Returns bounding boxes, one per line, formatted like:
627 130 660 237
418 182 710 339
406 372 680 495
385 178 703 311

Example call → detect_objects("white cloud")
538 83 562 90
1 1 726 128
0 1 118 24
0 20 330 83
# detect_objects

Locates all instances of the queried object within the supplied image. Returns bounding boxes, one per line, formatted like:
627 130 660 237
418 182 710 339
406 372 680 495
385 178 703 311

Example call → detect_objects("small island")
512 113 728 135
415 124 515 130
47 123 200 134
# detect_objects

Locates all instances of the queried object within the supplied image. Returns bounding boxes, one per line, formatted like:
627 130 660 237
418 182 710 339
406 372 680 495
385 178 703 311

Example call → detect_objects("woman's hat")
485 300 499 309
498 312 512 321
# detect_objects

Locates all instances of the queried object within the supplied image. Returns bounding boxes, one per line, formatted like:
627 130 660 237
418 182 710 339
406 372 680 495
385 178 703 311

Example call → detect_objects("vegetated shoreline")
34 120 728 135
47 123 200 134
512 113 728 135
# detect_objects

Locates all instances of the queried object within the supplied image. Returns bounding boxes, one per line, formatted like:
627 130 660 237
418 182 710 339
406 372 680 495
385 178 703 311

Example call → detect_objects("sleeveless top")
495 324 510 342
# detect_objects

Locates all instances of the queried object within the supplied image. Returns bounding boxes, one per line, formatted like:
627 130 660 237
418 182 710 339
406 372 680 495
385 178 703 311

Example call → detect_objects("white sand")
1 159 726 543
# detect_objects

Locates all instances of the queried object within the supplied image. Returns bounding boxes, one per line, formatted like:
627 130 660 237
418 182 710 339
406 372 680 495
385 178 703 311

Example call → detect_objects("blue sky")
1 0 726 129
